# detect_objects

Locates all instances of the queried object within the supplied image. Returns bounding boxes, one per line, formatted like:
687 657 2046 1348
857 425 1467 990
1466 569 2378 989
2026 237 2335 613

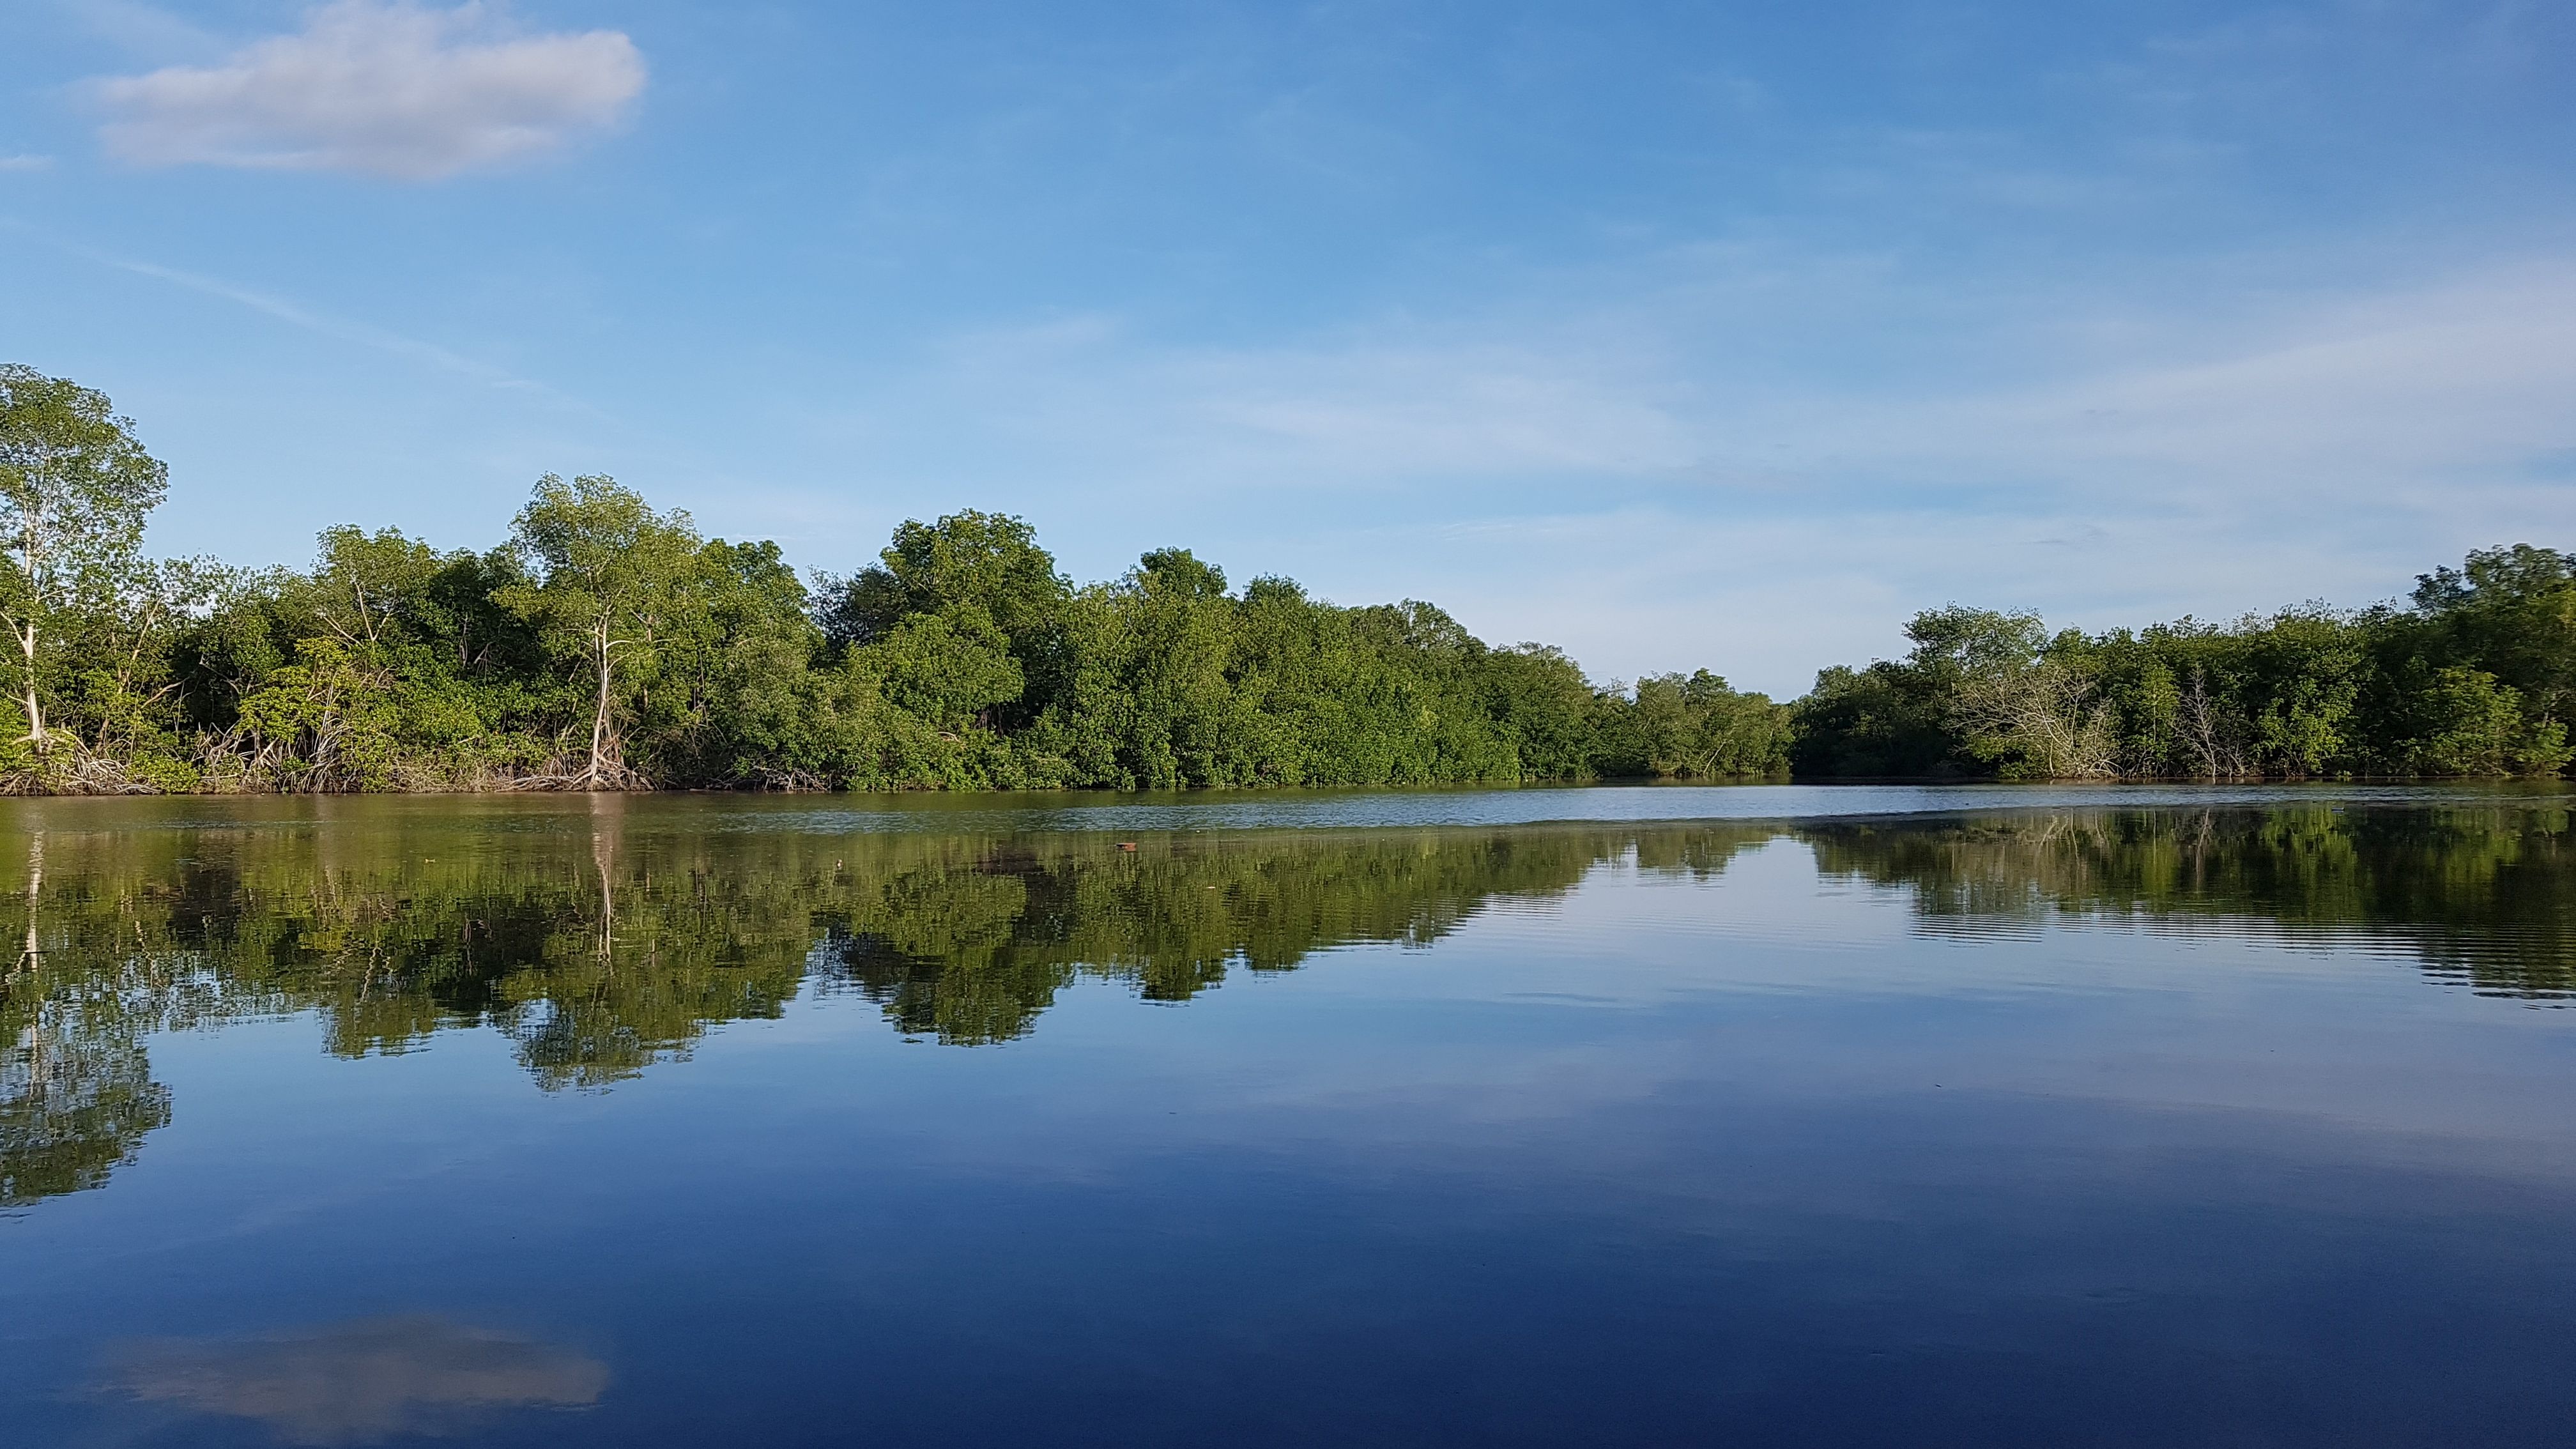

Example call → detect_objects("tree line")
0 364 2565 791
1793 553 2573 780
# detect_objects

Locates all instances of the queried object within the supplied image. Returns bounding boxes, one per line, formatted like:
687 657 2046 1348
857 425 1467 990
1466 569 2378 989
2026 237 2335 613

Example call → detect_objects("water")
3 785 2572 1446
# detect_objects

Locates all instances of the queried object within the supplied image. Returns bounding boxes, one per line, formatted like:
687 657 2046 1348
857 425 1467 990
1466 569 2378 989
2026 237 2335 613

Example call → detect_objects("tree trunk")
16 517 44 755
19 617 43 752
588 618 613 788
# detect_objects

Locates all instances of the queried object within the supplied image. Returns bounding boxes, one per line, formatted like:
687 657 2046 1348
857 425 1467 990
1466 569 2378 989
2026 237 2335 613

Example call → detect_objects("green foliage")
0 365 171 776
499 475 706 786
2402 666 2571 778
1794 559 2576 781
858 604 1024 730
0 369 2557 791
1595 670 1791 779
0 367 168 586
2413 544 2576 726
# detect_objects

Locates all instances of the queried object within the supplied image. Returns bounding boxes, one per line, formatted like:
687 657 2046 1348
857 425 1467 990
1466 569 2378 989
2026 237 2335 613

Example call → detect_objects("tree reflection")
813 829 1621 1042
1799 805 2576 997
0 799 2566 1206
0 814 1684 1126
1 992 171 1209
3 830 183 1209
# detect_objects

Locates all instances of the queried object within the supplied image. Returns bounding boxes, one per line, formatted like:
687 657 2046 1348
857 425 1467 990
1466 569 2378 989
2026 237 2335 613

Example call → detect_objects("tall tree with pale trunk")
0 367 168 755
500 474 702 788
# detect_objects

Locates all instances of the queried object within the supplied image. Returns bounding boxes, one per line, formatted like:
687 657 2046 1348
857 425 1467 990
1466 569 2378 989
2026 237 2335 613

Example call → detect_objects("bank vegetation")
0 365 2564 793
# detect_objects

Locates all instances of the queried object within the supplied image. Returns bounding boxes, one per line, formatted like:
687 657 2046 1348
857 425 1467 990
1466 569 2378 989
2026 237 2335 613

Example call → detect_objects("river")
4 783 2572 1445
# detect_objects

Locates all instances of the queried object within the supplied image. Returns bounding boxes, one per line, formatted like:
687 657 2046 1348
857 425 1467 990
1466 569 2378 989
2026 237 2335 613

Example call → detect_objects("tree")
2404 666 2571 777
1480 643 1597 779
1790 608 2050 779
649 539 829 786
498 475 702 788
854 604 1023 732
2239 607 2364 776
815 511 1067 647
1623 670 1791 778
2414 544 2576 726
300 525 447 650
813 510 1072 728
1110 549 1252 787
2172 665 2251 779
0 367 168 755
1951 657 2119 779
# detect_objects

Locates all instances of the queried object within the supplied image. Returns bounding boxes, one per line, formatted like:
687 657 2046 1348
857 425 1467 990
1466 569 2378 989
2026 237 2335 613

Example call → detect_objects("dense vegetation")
0 366 1785 793
1794 565 2575 780
0 364 2564 791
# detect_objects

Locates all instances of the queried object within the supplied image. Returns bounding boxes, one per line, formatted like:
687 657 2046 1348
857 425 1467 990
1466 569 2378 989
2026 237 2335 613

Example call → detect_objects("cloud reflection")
106 1315 608 1445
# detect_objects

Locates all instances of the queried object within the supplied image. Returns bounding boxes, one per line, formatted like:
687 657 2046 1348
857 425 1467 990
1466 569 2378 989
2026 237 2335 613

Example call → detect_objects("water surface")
4 786 2573 1445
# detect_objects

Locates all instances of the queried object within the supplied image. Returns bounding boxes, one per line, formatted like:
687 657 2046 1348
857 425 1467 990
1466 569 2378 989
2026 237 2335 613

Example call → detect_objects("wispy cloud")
917 312 1705 486
52 236 611 420
111 254 532 385
91 1 645 180
1775 261 2576 496
0 155 53 172
909 253 2576 505
832 246 2576 691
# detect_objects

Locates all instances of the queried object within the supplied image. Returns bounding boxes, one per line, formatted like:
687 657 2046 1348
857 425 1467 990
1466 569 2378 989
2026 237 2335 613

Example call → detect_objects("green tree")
300 525 448 650
2239 607 2365 776
1790 608 2044 779
1479 644 1597 779
855 604 1024 732
1615 670 1791 778
2414 544 2576 726
814 510 1071 726
648 539 830 786
498 475 704 788
2404 666 2572 777
0 367 169 758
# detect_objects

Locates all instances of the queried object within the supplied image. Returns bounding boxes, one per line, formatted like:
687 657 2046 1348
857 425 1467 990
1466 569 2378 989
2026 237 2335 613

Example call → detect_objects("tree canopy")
0 366 2563 792
0 365 169 769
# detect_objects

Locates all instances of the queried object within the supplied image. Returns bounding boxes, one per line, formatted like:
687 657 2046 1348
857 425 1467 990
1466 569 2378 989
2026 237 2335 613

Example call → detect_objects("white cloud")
919 312 1706 484
0 155 53 171
1821 263 2576 491
92 1 645 180
808 249 2575 693
905 252 2576 507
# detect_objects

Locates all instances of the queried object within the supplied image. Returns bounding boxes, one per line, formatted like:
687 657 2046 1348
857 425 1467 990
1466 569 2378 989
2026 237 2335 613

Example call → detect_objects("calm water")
4 785 2573 1446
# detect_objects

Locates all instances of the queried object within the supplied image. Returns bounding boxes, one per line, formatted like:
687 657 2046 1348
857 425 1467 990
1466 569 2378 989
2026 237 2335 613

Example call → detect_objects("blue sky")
4 1 2571 694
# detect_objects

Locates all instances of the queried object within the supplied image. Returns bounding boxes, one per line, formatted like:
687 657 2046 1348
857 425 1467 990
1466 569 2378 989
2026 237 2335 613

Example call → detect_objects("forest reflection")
1805 803 2575 997
3 803 2568 1208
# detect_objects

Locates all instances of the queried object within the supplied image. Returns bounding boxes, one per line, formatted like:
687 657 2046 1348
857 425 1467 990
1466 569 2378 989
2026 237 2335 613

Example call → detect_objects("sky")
3 1 2572 696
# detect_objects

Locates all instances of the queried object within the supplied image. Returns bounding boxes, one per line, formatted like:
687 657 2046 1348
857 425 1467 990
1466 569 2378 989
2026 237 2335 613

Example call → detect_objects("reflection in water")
811 827 1715 1041
0 802 2567 1207
3 831 176 1208
105 1316 608 1445
0 1007 168 1209
1805 804 2576 997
